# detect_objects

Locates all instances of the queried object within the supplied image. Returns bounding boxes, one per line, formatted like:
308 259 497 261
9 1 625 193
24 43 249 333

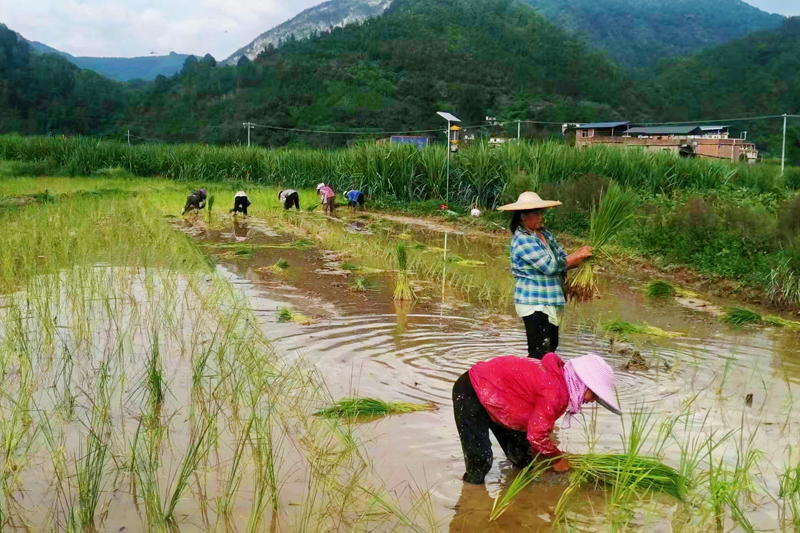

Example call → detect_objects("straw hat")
497 191 561 212
570 354 621 415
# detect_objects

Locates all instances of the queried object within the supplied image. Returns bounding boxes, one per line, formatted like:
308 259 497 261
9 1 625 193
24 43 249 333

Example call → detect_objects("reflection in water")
233 218 249 241
212 220 800 532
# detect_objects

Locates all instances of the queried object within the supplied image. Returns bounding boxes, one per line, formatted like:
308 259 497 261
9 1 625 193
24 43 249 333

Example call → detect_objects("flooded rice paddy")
2 182 800 531
202 212 800 532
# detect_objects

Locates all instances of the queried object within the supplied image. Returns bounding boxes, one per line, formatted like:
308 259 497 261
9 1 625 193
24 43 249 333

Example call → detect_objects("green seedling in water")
341 262 361 272
350 276 375 293
315 397 434 419
393 242 415 301
646 280 674 298
207 195 215 223
603 319 684 338
292 238 315 249
276 306 314 325
723 307 762 326
274 258 289 270
490 459 554 521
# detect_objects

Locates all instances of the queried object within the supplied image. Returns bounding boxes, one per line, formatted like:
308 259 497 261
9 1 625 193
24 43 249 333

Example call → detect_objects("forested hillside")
520 0 784 69
650 17 800 160
127 0 642 145
0 24 127 135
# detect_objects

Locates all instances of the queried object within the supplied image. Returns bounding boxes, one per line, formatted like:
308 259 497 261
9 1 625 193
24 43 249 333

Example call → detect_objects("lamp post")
436 112 461 204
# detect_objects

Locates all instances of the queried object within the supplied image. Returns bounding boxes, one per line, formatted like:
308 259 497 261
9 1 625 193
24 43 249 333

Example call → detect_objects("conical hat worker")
453 352 621 483
497 192 593 359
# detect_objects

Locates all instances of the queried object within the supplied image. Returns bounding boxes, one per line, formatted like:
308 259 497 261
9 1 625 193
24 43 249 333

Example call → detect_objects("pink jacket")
468 353 568 457
319 186 334 201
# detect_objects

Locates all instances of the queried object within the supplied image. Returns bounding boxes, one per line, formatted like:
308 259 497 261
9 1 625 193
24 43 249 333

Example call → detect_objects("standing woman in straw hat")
498 192 593 359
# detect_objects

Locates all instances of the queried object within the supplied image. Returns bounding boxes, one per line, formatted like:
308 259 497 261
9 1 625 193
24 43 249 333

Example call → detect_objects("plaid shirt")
511 228 567 306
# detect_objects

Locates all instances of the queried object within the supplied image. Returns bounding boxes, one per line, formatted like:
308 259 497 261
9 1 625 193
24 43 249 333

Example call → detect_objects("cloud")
0 0 321 59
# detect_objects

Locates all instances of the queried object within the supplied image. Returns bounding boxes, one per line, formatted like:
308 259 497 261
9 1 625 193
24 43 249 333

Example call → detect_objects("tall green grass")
0 135 786 208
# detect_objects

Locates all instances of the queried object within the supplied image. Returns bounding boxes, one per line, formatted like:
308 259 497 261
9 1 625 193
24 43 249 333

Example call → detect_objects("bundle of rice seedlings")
646 280 674 298
274 258 289 270
567 183 637 301
206 195 215 223
764 315 800 329
393 242 416 301
341 262 361 272
314 397 434 419
292 238 315 249
350 276 374 293
603 319 684 338
490 459 554 521
276 306 314 325
570 454 687 501
723 307 762 326
455 259 487 267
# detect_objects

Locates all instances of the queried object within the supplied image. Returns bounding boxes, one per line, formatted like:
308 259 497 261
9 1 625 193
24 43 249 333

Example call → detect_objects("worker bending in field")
317 183 335 216
231 191 251 215
279 189 300 210
453 353 620 484
344 190 366 210
181 188 207 215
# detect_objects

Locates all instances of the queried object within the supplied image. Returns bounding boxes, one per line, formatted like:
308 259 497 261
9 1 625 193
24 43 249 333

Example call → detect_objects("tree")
200 54 217 68
181 55 199 74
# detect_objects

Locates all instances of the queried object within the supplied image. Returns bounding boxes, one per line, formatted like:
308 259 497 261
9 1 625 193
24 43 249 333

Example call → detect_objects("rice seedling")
292 238 315 249
350 276 375 293
274 258 289 270
393 242 416 301
341 262 361 272
763 315 800 329
276 306 314 325
568 454 688 500
454 259 487 267
603 319 684 338
646 280 675 298
723 307 763 325
489 459 554 521
567 182 637 301
207 195 215 223
314 397 435 419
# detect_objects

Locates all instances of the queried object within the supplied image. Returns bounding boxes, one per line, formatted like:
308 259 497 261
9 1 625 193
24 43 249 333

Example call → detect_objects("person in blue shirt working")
344 190 366 210
498 192 593 359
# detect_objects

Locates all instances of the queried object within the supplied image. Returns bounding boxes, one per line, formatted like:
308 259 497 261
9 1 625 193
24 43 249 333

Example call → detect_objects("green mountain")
519 0 785 69
129 0 641 146
19 32 193 82
223 0 393 66
650 17 800 161
0 24 127 135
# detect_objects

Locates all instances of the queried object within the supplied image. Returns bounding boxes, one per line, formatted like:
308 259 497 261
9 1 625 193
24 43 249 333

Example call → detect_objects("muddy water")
207 215 800 532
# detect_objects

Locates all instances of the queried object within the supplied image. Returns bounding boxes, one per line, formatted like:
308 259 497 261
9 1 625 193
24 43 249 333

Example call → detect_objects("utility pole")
782 114 787 175
517 120 521 142
127 130 131 147
243 122 255 147
446 120 450 204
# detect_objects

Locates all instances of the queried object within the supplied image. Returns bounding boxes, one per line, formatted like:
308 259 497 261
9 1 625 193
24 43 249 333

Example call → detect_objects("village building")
573 122 758 163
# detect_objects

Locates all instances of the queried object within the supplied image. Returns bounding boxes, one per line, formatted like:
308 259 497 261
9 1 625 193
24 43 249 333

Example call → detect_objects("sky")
1 0 798 60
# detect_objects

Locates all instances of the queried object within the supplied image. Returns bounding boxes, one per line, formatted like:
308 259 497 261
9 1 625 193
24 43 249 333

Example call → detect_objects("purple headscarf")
562 359 588 429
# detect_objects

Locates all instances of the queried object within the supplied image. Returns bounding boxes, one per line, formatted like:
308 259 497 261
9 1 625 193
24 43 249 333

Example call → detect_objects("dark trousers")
523 311 559 359
232 196 250 215
282 192 299 210
348 193 365 209
453 372 533 484
182 195 205 214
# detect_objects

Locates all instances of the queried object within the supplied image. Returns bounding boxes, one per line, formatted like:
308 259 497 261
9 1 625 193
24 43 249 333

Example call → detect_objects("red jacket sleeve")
526 399 563 457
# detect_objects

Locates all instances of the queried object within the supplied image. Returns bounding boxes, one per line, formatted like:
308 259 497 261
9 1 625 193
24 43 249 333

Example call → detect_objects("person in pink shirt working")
453 352 621 484
317 183 336 216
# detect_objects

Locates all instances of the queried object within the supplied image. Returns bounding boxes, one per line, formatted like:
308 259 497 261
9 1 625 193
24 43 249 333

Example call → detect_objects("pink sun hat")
571 354 621 415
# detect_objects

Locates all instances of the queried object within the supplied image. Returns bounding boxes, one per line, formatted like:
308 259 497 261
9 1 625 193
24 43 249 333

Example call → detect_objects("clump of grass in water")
723 307 763 326
207 195 215 223
568 182 637 301
647 280 674 298
603 319 684 338
276 306 314 325
315 397 434 419
341 262 361 272
292 238 315 249
350 276 374 292
393 242 416 301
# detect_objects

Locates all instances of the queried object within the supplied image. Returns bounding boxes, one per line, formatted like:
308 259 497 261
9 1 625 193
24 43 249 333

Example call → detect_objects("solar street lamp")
436 112 461 204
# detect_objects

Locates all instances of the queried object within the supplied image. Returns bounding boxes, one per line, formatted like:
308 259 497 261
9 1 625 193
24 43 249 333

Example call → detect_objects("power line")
249 122 445 135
